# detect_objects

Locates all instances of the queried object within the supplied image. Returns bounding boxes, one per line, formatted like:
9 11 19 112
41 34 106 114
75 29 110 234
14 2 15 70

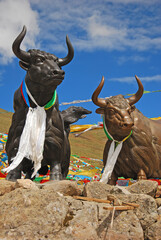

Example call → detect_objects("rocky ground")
0 179 161 240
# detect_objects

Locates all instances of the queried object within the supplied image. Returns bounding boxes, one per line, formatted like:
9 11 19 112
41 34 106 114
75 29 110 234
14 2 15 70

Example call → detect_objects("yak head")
61 106 92 136
92 76 144 141
61 106 92 125
12 26 74 89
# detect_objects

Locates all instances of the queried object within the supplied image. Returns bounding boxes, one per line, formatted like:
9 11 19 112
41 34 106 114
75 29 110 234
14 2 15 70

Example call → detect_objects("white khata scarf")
4 80 57 178
100 115 132 183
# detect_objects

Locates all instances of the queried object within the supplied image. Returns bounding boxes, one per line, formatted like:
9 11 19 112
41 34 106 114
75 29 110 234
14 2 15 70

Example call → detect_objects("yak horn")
92 76 106 108
127 75 144 106
12 25 31 63
58 35 74 66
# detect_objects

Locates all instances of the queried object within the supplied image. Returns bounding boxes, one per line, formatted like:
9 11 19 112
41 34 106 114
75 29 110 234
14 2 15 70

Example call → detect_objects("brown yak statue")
92 76 161 185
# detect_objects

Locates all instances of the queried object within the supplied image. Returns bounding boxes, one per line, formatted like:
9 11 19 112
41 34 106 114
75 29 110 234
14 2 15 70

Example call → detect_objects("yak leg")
50 161 63 180
137 169 147 181
107 171 118 185
61 137 70 179
6 164 22 181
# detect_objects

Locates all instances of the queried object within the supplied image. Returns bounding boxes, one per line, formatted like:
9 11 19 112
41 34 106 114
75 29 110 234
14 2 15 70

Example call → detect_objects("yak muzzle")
120 120 134 130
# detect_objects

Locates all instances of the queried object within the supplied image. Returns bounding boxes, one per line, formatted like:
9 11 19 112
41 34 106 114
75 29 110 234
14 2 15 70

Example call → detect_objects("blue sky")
0 0 161 125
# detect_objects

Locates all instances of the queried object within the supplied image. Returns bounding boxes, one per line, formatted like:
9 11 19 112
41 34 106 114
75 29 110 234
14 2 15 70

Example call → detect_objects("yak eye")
35 57 44 64
128 106 135 114
131 105 135 112
108 109 115 117
109 109 114 114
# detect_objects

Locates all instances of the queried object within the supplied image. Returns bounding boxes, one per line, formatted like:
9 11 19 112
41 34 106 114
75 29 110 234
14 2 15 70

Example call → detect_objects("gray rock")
15 179 39 190
110 186 131 195
64 197 144 240
155 198 161 207
127 180 158 197
96 208 144 240
156 185 161 198
83 182 132 200
145 219 161 240
118 193 158 230
0 179 15 196
63 198 99 239
83 181 129 199
157 206 161 215
111 211 144 240
116 186 131 194
42 180 82 196
0 187 69 239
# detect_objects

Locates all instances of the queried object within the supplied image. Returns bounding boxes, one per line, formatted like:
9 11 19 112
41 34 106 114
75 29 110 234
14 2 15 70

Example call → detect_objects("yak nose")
121 116 134 129
53 69 65 76
122 122 134 128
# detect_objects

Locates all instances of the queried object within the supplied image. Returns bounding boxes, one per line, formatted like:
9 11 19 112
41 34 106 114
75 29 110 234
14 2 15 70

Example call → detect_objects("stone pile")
0 179 161 240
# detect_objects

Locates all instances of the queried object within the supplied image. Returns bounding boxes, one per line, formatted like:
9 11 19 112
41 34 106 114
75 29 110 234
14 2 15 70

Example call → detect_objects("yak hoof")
137 169 147 181
107 178 117 185
107 172 118 185
6 170 21 181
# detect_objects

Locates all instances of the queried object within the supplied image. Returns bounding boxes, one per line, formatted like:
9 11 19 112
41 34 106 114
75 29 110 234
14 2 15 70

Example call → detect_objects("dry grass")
0 108 13 133
69 129 106 160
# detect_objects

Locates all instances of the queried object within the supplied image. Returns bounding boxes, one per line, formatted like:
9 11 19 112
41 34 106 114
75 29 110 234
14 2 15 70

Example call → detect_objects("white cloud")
140 75 161 82
117 55 149 65
88 15 122 38
110 75 161 83
0 0 39 64
0 0 161 63
29 0 161 53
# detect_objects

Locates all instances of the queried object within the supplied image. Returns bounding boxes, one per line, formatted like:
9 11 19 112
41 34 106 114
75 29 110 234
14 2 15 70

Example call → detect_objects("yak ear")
19 61 29 71
96 108 104 114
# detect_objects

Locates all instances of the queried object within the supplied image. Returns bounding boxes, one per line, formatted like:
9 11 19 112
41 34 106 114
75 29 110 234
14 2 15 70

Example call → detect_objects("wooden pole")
73 196 139 209
103 206 135 211
73 196 111 204
122 202 139 208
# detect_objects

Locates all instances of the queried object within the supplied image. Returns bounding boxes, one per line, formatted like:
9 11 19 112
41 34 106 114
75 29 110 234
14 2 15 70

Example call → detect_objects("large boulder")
0 187 69 239
145 219 161 240
95 204 144 240
61 197 144 240
117 193 158 230
109 211 144 240
42 180 82 196
127 180 158 197
83 181 130 199
15 179 39 190
83 181 113 198
0 179 15 196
